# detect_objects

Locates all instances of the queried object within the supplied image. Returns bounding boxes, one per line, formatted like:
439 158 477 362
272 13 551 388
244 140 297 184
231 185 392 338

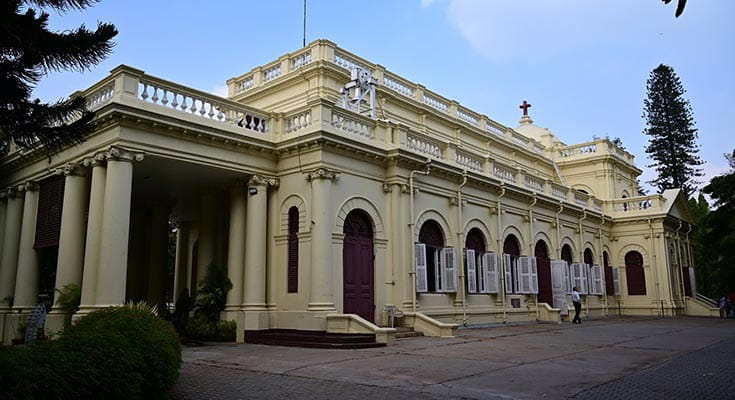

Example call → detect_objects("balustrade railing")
334 52 370 72
524 175 544 192
86 82 115 110
456 152 482 172
263 64 282 82
551 183 568 200
493 164 516 183
407 134 443 159
574 190 590 207
383 74 414 97
285 110 312 133
138 76 268 133
291 51 312 69
611 195 661 213
422 94 449 113
486 123 505 138
331 112 374 139
457 108 479 126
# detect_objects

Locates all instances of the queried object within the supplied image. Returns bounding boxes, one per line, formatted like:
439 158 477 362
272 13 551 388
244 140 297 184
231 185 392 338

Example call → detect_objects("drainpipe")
409 161 431 313
457 171 468 325
528 195 538 320
598 218 608 316
555 203 564 256
648 218 663 316
578 210 588 317
674 220 685 313
496 185 507 323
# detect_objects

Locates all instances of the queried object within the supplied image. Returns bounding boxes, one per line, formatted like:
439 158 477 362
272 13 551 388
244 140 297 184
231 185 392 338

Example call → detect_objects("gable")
662 189 696 225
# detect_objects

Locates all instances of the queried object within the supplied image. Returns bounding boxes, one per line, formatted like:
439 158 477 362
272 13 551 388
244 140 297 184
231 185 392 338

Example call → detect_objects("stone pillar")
307 168 339 312
146 205 170 309
95 147 142 307
47 165 89 332
12 181 41 311
0 189 24 312
172 222 190 300
225 183 246 314
0 195 7 268
243 176 268 311
77 155 107 316
196 192 217 289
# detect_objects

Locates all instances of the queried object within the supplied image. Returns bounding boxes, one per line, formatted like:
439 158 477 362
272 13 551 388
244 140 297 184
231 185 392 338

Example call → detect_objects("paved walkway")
173 317 735 399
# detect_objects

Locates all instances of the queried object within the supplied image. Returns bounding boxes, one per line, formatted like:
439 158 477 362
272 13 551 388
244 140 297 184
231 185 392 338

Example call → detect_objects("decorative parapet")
551 182 568 201
331 111 374 140
406 134 443 159
556 139 635 166
285 110 312 133
609 194 664 216
493 163 516 184
456 151 482 172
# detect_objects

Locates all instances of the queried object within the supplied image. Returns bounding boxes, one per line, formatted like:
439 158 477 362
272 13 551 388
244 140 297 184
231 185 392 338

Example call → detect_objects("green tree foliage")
688 194 713 296
195 263 232 322
662 0 687 17
0 0 117 155
698 150 735 296
643 64 703 197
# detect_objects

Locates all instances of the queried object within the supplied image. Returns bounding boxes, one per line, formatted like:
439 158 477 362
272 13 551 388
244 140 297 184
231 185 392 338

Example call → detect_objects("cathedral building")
0 40 716 344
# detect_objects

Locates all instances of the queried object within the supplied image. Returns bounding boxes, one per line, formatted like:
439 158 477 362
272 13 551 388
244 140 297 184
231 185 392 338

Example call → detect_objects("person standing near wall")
572 287 582 324
719 295 728 318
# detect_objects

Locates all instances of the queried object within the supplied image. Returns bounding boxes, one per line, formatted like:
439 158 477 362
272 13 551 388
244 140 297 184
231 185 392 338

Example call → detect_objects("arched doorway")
603 251 614 295
561 244 573 264
503 235 521 294
465 228 486 294
342 210 374 322
535 240 552 304
625 251 646 295
419 220 444 292
584 248 594 266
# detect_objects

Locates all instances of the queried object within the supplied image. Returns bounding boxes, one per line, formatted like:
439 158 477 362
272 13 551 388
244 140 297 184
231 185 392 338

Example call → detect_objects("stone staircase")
394 327 423 339
244 329 386 349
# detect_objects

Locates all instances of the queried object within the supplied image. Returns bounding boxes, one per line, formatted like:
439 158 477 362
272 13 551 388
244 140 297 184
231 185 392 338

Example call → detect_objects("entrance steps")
244 329 386 349
394 327 423 339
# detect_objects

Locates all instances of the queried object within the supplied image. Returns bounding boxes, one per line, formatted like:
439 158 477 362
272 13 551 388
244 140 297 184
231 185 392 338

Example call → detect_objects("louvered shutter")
688 267 697 296
415 244 428 293
466 250 477 294
517 257 530 293
563 262 572 294
571 263 584 294
551 260 569 311
529 256 539 294
504 254 513 294
594 265 603 295
485 253 499 293
35 175 65 248
478 252 487 293
441 247 458 293
612 267 621 295
582 264 590 294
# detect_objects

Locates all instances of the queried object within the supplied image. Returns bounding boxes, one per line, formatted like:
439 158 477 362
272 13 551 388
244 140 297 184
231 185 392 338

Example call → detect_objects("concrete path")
173 317 735 399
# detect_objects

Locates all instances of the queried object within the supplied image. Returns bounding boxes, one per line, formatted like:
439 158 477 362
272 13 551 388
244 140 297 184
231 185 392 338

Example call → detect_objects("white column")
12 182 41 311
52 166 90 309
77 155 107 315
172 221 190 300
0 189 24 311
307 168 338 311
243 176 268 311
225 183 246 312
95 147 142 307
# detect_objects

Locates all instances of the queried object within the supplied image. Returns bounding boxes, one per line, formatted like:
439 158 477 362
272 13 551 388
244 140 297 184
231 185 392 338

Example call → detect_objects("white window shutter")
504 254 513 294
517 257 530 294
563 261 571 294
571 263 586 294
466 250 477 294
415 243 428 293
434 248 442 291
478 252 487 293
595 265 604 295
530 256 539 294
485 253 499 293
441 247 458 293
612 267 621 295
582 264 590 294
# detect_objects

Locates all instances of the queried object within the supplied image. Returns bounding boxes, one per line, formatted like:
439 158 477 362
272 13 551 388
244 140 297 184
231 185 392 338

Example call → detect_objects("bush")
195 263 232 322
184 315 236 342
0 303 181 400
54 283 81 314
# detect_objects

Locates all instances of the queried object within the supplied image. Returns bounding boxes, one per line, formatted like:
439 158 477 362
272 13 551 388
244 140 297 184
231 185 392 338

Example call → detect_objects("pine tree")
643 64 703 197
0 0 117 155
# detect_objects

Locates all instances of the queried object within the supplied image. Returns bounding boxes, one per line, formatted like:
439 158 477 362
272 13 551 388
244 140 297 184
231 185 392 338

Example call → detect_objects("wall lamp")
248 187 258 196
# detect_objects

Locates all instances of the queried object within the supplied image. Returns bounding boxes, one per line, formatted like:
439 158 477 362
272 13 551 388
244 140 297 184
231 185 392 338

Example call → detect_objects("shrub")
195 263 232 322
184 315 236 342
54 283 81 314
0 303 181 400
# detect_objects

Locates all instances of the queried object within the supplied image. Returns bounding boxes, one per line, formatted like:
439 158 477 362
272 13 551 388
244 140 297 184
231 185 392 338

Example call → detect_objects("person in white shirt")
572 287 582 324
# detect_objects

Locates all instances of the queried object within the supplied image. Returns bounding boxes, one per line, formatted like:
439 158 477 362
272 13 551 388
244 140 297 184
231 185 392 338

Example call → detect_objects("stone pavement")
173 317 735 399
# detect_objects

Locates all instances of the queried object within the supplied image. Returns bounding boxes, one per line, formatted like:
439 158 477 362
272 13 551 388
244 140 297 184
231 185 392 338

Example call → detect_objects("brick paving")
172 317 735 400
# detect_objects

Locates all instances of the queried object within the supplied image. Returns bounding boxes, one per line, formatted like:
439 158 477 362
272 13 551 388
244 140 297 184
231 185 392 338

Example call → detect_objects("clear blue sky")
33 0 734 194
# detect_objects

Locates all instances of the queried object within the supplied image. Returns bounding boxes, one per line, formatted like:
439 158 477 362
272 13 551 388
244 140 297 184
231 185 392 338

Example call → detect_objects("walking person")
572 286 582 324
719 295 728 318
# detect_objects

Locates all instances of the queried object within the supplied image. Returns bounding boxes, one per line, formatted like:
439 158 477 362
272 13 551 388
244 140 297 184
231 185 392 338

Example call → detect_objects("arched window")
287 207 299 293
583 249 594 266
625 251 646 295
416 220 456 293
465 228 486 294
604 251 615 296
503 235 521 294
561 244 573 264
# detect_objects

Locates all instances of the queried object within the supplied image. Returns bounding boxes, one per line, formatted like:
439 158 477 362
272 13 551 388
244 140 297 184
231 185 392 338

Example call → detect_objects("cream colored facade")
0 40 715 344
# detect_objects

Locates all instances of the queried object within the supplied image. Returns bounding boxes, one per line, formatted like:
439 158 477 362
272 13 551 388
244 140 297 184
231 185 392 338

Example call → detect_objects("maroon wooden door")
343 211 374 322
535 241 552 305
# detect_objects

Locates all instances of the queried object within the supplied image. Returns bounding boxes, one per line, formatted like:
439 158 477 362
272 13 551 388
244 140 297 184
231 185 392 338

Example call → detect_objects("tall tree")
643 64 703 197
0 0 117 155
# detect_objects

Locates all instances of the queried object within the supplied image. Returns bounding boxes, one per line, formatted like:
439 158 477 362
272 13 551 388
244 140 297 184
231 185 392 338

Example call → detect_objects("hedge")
0 304 181 400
